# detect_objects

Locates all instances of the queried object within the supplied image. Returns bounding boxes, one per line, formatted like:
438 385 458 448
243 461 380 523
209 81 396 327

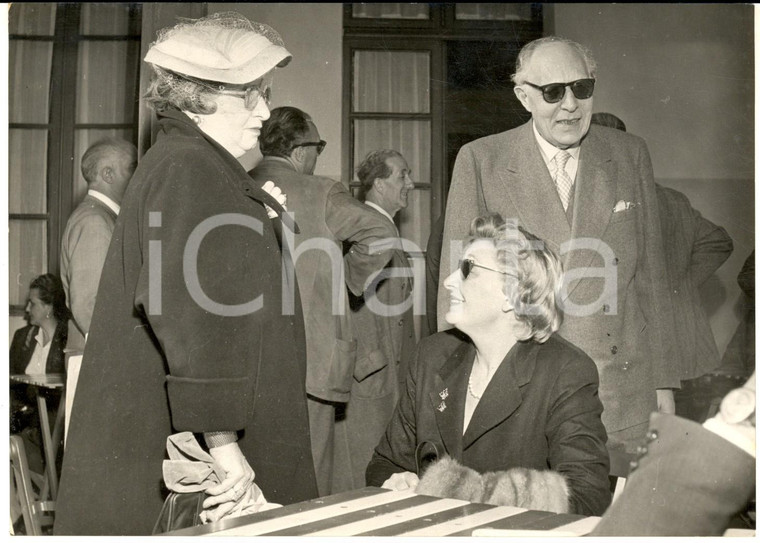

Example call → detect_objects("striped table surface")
165 487 601 537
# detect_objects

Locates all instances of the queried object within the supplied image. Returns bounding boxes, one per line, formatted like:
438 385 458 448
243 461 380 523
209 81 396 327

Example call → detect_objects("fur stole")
415 456 570 514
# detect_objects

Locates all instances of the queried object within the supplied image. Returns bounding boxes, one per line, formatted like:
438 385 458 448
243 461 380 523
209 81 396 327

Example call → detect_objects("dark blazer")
656 185 733 380
593 413 755 536
55 109 317 535
438 121 677 435
10 322 67 375
366 330 611 516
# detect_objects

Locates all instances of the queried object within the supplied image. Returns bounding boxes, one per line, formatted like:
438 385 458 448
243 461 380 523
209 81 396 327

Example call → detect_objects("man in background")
250 107 397 496
60 138 136 440
334 149 417 490
61 137 137 349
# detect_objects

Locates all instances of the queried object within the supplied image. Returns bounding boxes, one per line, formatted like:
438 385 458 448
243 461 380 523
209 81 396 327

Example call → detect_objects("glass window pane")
76 41 140 123
455 3 533 21
9 40 53 123
80 3 140 35
352 3 429 19
9 220 48 306
9 130 48 214
353 119 430 249
72 129 134 205
353 51 430 113
9 3 56 35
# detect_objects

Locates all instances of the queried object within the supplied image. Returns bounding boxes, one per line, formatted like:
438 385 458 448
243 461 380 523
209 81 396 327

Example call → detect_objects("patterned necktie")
553 150 573 211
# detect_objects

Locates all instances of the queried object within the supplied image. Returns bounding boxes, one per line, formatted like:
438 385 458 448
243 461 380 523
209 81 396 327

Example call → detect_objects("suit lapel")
462 341 536 449
563 132 616 297
430 342 474 457
498 123 571 255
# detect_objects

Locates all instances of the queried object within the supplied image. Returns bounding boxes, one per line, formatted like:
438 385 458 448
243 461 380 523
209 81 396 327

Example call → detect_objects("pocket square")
613 200 637 212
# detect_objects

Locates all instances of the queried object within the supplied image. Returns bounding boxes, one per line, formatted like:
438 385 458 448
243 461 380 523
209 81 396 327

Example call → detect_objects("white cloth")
87 189 120 216
24 328 51 375
64 354 83 448
365 201 396 226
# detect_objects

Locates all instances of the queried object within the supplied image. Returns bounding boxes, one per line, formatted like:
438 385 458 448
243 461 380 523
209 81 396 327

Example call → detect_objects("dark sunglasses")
459 258 510 279
523 78 595 104
294 140 327 155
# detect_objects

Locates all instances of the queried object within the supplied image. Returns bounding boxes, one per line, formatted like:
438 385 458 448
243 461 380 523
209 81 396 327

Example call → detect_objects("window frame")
8 3 141 314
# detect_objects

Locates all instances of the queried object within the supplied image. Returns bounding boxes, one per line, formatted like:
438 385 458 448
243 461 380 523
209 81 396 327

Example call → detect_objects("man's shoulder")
586 124 646 152
65 197 115 230
463 123 530 152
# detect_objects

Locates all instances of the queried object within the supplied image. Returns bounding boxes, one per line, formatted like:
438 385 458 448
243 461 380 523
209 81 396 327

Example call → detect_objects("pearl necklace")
467 375 483 400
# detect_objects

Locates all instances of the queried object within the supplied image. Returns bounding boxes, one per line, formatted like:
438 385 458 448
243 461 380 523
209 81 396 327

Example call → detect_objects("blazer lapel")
430 342 474 457
462 341 536 449
563 132 616 297
498 123 572 255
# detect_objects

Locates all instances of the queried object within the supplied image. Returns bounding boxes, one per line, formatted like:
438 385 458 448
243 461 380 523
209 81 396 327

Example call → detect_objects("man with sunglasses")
250 107 398 497
438 36 678 456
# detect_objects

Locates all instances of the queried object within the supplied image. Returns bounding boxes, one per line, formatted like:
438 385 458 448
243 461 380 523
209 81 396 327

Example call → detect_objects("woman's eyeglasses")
523 78 595 104
294 140 327 155
459 258 513 279
218 85 272 110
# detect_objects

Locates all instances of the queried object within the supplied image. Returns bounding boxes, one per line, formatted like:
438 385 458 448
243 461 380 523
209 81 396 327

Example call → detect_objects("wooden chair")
10 435 55 535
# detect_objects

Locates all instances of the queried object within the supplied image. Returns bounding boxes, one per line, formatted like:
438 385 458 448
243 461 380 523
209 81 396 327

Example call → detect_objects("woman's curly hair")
468 213 564 343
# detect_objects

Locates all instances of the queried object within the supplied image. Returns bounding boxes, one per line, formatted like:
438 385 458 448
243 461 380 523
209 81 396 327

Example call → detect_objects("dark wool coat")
55 109 317 535
366 330 611 517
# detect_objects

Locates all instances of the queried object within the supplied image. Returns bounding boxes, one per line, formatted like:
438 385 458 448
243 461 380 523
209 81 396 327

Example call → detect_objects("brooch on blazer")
437 401 447 412
613 200 638 212
439 388 449 400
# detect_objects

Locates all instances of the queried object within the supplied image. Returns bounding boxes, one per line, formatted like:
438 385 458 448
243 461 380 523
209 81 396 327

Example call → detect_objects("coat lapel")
563 132 616 297
498 123 572 255
430 342 474 456
462 341 536 449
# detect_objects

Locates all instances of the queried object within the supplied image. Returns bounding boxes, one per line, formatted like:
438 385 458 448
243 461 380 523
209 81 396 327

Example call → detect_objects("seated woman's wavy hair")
468 213 563 343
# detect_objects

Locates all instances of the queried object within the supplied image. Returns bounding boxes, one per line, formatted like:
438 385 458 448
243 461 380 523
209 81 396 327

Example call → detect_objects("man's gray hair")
81 137 137 185
511 36 597 85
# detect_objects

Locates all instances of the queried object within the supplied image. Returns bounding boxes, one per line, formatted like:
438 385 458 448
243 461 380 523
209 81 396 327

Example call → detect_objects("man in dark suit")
438 36 678 453
250 108 397 496
593 372 755 536
333 149 417 491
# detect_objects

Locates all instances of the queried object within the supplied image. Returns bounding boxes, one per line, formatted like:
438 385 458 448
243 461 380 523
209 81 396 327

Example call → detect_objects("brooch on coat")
437 388 449 412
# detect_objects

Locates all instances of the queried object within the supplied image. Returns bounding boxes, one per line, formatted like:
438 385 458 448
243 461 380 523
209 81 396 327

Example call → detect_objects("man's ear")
101 166 114 184
514 85 531 113
372 177 385 194
291 146 306 164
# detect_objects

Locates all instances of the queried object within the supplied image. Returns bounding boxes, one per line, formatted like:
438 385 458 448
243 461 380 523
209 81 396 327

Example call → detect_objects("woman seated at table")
366 213 611 516
10 274 69 467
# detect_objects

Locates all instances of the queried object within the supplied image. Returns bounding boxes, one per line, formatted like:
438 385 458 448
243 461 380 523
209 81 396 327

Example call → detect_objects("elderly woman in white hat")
55 13 317 535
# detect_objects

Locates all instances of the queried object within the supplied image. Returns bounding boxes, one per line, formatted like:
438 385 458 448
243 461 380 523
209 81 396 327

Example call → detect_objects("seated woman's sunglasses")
459 258 510 279
523 78 595 104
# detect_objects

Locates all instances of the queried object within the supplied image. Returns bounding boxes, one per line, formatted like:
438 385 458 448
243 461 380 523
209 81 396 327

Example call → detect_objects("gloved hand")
202 442 255 523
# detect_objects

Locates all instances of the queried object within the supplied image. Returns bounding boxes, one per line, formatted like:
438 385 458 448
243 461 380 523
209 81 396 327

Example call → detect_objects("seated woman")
10 273 69 481
10 274 69 434
366 213 611 516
